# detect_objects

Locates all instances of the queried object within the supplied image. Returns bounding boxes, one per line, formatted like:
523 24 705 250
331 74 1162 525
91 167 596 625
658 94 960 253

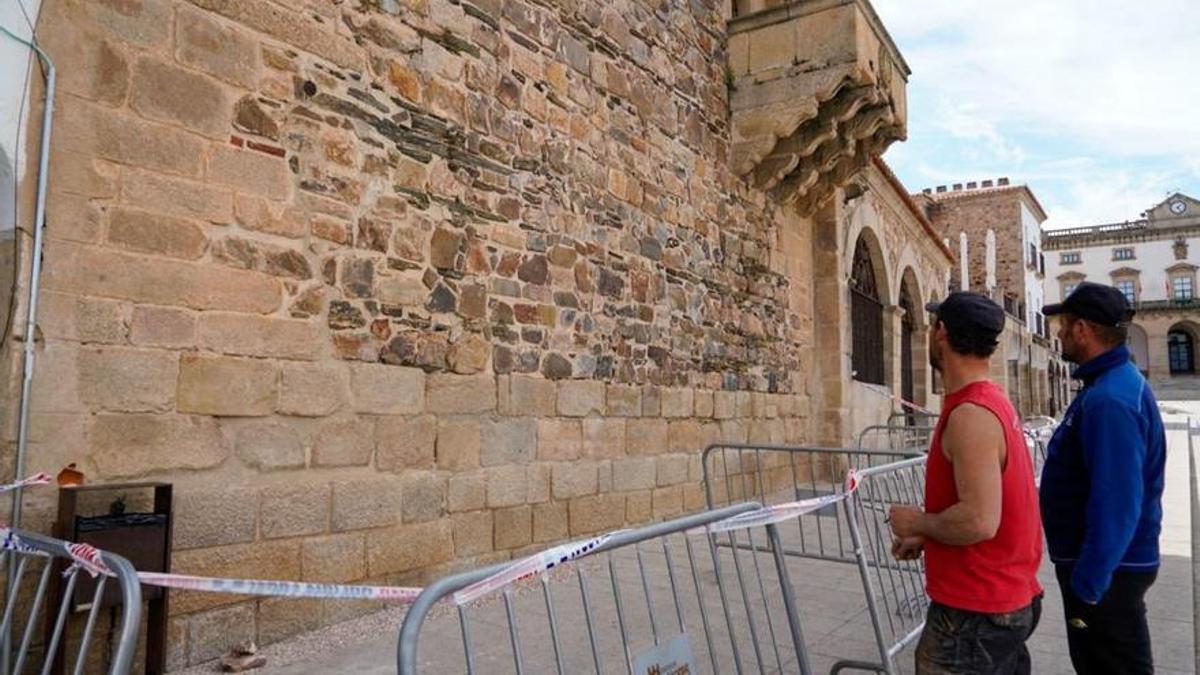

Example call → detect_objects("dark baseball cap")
925 292 1006 346
1041 281 1134 327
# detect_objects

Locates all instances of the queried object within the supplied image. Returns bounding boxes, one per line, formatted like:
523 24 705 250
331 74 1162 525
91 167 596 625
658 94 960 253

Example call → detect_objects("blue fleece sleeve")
1072 399 1146 603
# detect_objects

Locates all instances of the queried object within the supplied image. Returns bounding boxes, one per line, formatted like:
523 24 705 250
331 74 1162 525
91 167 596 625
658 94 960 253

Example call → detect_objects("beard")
928 341 943 373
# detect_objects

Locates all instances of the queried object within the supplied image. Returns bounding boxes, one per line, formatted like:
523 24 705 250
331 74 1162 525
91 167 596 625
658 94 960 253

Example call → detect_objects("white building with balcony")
1044 193 1200 381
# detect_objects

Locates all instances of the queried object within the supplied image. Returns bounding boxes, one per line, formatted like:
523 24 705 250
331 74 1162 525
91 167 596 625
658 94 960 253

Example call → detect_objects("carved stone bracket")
728 0 909 215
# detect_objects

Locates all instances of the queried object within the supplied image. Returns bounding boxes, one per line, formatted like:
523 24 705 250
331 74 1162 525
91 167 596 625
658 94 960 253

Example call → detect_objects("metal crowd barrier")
703 444 922 563
703 445 930 673
0 529 142 675
835 455 929 675
396 503 816 675
855 425 934 456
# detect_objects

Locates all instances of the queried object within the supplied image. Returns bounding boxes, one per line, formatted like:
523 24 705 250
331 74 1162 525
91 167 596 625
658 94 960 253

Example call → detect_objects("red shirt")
924 381 1043 613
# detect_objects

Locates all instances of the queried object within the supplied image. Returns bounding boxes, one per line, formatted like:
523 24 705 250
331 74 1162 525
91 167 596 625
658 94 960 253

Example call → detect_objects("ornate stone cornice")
727 0 908 216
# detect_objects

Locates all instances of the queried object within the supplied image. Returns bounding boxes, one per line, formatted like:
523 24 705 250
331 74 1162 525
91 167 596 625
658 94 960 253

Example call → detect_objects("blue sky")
873 0 1200 229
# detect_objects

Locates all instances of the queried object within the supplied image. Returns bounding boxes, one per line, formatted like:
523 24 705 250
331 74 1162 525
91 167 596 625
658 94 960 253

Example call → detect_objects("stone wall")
3 0 828 667
923 188 1028 302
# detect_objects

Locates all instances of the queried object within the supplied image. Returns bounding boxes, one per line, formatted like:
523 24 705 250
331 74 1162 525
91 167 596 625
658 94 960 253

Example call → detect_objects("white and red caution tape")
453 533 616 605
136 573 423 602
859 383 938 417
0 472 52 494
694 470 860 535
66 542 112 577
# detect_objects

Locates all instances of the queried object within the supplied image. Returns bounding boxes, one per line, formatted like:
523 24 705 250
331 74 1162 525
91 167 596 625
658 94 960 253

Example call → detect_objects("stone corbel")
728 0 909 216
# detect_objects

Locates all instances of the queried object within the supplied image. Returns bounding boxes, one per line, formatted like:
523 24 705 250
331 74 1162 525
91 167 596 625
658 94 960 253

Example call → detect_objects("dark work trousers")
915 595 1043 674
1055 564 1157 675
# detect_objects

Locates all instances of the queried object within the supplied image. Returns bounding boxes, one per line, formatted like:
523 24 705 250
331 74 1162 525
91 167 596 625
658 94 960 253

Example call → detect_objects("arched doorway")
898 273 920 421
850 234 885 385
1169 325 1196 375
1127 324 1150 377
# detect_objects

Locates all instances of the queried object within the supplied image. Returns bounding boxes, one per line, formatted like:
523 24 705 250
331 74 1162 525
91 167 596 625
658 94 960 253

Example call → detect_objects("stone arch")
1127 323 1150 375
849 229 888 385
898 267 926 408
843 203 894 304
1168 321 1200 375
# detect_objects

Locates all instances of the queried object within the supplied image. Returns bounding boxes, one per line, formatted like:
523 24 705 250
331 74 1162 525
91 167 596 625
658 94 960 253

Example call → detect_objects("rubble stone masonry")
4 0 829 665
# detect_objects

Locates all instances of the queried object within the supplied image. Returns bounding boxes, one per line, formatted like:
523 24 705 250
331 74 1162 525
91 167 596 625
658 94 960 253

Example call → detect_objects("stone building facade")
914 180 1065 416
1045 193 1200 384
0 0 948 666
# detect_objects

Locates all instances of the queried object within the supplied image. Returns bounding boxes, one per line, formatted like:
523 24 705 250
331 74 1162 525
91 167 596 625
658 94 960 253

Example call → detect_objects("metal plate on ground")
631 634 696 675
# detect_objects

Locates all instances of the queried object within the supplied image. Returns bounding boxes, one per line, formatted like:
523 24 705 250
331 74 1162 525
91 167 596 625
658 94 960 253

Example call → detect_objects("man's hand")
891 535 925 561
888 505 924 539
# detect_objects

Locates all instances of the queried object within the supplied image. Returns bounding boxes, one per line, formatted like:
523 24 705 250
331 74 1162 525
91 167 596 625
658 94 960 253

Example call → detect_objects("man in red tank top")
888 292 1044 674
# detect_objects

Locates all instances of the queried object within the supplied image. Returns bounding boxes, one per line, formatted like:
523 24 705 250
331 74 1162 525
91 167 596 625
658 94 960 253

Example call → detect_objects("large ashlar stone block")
480 418 537 466
376 415 437 471
121 168 234 223
436 419 481 470
494 505 532 550
258 596 323 646
448 473 486 513
427 374 496 414
189 604 256 664
233 419 306 470
78 346 178 412
660 387 694 418
89 413 229 479
625 418 668 456
485 465 527 508
206 144 291 200
173 488 257 550
582 418 626 459
452 511 494 557
537 419 581 461
261 483 331 539
551 462 598 499
332 477 403 531
44 242 282 313
366 520 453 576
312 417 375 467
107 207 209 260
302 533 366 583
350 363 425 414
499 375 556 416
54 88 207 179
605 384 642 416
401 471 445 523
557 380 605 417
199 312 322 360
279 362 350 417
533 502 568 543
612 457 657 492
173 540 302 614
130 57 234 139
130 305 196 348
568 493 625 536
175 5 261 89
177 354 277 416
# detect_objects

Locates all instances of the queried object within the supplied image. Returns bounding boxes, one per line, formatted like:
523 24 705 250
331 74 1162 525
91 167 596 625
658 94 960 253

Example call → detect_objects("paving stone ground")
177 401 1200 674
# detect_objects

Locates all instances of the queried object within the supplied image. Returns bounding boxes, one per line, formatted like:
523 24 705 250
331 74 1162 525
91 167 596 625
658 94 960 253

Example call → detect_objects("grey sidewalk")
179 401 1200 674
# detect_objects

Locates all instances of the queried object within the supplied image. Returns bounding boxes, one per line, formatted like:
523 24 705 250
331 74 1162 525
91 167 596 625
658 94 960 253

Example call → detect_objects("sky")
873 0 1200 230
0 0 42 233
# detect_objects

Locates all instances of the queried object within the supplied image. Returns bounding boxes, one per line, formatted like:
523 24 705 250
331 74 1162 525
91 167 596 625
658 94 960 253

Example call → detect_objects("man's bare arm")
890 403 1005 546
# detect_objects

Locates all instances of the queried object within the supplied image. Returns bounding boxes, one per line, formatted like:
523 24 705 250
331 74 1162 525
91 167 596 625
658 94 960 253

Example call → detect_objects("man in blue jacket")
1041 282 1166 674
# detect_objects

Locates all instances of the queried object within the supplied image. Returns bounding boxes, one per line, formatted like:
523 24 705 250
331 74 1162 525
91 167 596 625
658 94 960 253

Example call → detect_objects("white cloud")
876 0 1200 156
874 0 1200 228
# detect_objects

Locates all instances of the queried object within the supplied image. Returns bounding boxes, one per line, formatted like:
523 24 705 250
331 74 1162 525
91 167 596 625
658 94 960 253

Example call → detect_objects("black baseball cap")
1041 281 1133 327
925 292 1006 346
